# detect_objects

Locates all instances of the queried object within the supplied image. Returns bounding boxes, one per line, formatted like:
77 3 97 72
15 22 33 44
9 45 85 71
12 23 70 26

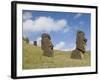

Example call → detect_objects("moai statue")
34 41 37 46
41 33 54 57
71 30 87 59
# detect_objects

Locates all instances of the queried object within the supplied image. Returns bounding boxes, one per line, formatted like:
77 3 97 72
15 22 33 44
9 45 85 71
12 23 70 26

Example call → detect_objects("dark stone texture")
41 33 54 57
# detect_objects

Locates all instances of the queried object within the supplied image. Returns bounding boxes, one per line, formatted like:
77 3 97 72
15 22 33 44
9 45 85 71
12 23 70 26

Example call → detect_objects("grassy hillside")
22 41 91 69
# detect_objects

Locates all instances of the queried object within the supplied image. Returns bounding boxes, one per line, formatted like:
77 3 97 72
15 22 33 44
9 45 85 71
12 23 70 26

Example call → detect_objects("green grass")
22 40 91 69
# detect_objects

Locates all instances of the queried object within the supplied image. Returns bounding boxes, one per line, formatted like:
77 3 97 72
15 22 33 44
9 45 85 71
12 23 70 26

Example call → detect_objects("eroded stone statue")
71 30 87 59
41 33 54 57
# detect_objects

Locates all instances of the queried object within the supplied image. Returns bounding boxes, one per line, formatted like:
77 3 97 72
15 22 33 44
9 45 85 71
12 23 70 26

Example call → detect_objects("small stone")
34 41 37 46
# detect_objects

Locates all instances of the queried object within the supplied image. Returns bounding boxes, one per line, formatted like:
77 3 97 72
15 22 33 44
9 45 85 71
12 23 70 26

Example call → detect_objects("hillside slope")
23 41 91 69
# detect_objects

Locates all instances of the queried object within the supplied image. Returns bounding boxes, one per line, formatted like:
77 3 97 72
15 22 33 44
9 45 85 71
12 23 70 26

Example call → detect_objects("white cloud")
23 12 32 21
54 41 75 51
74 13 82 19
54 41 66 51
36 37 41 47
29 40 33 45
63 28 69 33
66 47 75 51
23 16 69 32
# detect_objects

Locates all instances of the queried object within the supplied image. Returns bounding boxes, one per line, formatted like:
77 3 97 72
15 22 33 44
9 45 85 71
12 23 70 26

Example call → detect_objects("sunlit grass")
22 40 91 69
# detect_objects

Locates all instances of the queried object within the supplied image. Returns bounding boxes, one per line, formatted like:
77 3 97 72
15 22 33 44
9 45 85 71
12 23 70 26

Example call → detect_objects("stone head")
76 30 87 53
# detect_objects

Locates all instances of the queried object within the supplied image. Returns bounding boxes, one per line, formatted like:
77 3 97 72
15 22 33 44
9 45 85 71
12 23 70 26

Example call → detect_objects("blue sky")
22 10 91 51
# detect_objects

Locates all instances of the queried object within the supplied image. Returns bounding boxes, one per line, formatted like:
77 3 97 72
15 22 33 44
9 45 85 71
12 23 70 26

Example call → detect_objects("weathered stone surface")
71 30 87 59
34 41 37 46
71 49 84 59
41 33 54 57
76 31 87 53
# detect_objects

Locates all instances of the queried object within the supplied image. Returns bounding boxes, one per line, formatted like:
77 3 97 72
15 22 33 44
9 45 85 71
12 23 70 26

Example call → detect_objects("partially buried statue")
34 41 37 46
41 33 54 57
71 30 87 59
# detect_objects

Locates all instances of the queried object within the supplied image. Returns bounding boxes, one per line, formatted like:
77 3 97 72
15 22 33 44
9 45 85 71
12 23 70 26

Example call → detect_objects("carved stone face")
76 31 87 53
41 33 54 57
71 30 87 59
